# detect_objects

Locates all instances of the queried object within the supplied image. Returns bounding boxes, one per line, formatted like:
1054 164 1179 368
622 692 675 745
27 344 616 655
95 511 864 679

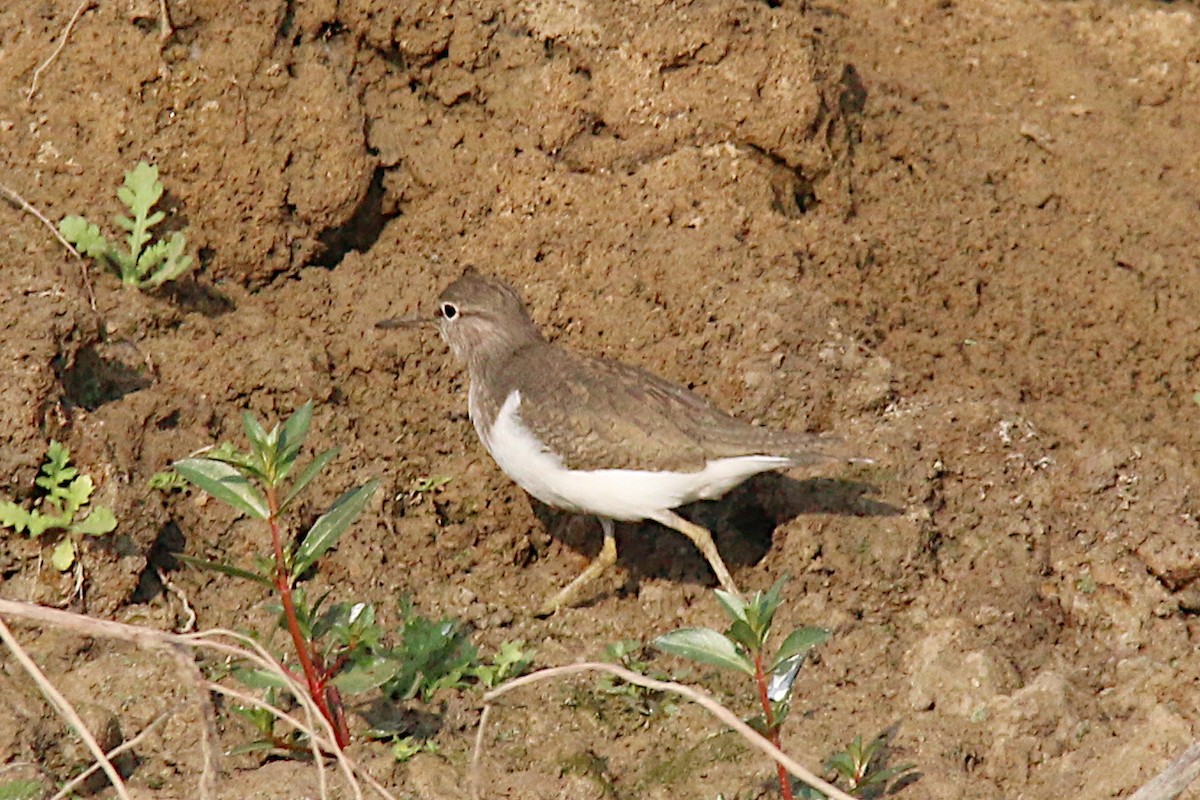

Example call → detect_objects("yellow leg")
538 517 618 615
653 510 742 599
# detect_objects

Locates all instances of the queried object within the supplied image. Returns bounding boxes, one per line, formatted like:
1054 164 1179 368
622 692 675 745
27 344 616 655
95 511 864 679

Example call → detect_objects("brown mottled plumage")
382 268 856 613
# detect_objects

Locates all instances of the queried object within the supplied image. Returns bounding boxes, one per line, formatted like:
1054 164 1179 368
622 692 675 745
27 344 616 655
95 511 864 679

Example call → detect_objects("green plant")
653 577 829 800
387 734 439 762
0 441 117 571
148 468 188 492
472 639 535 689
60 161 193 289
378 600 533 700
173 402 533 752
798 735 915 799
174 401 379 748
592 638 679 717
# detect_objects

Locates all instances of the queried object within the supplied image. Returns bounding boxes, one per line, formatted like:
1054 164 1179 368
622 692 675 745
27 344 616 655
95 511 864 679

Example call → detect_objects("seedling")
653 577 829 800
174 401 379 748
593 639 677 717
147 469 188 492
0 440 117 571
820 735 915 797
60 161 193 289
173 402 532 752
471 639 535 689
378 600 533 700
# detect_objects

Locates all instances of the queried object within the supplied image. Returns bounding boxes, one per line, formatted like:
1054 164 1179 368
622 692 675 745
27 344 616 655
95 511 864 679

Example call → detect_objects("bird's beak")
375 313 437 330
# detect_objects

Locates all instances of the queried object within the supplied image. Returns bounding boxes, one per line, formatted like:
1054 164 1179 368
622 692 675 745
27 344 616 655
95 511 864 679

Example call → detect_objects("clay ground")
2 0 1200 798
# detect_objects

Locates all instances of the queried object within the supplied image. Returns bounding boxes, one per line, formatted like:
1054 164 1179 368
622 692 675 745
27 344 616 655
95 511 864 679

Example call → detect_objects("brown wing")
497 344 839 472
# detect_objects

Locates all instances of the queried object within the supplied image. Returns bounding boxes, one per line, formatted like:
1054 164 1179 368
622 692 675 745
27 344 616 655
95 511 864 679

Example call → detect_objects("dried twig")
158 566 197 632
0 600 398 800
159 0 174 39
1130 740 1200 800
474 661 858 800
27 0 96 102
166 645 219 800
0 614 132 800
0 182 80 258
49 714 168 800
0 181 97 310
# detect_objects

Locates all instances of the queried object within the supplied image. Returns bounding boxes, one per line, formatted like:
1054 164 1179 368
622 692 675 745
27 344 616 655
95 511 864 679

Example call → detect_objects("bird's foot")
535 518 618 616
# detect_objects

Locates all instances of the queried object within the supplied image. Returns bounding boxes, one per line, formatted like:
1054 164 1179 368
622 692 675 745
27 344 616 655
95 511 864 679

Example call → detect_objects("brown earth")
2 0 1200 798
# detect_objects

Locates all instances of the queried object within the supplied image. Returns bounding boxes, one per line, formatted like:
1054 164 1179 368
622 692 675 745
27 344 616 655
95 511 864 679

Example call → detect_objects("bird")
379 268 855 613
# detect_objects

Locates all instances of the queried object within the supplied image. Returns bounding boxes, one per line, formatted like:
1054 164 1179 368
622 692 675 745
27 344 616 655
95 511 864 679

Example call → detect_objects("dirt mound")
2 0 1199 797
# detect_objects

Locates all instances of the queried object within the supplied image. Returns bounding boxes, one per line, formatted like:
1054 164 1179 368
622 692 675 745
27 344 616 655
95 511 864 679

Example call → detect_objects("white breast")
475 390 795 523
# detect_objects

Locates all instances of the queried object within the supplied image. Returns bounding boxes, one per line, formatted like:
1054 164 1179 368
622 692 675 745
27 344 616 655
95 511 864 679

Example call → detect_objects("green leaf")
50 539 76 571
227 740 277 756
71 506 117 536
278 401 314 472
61 474 95 517
233 667 289 690
175 553 272 586
114 162 167 282
383 609 478 701
281 447 339 511
59 216 110 260
725 619 759 653
174 458 270 519
754 575 788 632
118 162 164 219
0 501 32 534
205 442 265 479
27 510 69 538
652 628 754 675
714 588 748 624
331 655 402 693
147 469 188 491
44 440 71 471
292 479 378 579
241 412 271 458
141 232 191 287
771 626 830 672
37 441 77 499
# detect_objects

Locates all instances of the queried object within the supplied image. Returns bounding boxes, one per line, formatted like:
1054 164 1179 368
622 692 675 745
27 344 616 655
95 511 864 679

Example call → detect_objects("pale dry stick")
50 713 168 800
185 628 343 800
187 631 396 800
157 566 198 632
159 0 173 39
0 614 133 800
474 662 859 800
1129 739 1200 800
166 645 218 800
206 683 336 800
27 0 96 102
204 681 397 800
0 601 397 800
0 182 80 258
0 181 97 310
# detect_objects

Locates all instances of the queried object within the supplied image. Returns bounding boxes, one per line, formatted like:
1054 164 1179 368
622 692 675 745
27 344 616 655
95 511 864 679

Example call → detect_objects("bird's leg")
654 510 743 600
538 516 618 615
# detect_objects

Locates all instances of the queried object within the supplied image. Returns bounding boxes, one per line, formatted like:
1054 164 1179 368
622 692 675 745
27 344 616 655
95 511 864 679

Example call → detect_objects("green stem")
266 485 350 748
755 651 793 800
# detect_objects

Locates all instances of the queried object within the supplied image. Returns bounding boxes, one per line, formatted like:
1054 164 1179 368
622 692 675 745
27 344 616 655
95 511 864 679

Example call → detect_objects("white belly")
473 390 794 522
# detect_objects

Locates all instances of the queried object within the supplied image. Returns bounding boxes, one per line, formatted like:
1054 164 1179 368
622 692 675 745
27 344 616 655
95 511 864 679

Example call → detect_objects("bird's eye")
438 302 459 320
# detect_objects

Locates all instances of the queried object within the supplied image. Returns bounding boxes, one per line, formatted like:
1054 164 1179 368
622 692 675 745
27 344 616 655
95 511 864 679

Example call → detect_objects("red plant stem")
265 486 350 748
755 651 793 800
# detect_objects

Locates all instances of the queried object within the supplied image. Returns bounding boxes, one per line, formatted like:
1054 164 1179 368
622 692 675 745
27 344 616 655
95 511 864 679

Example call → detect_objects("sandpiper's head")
433 268 544 365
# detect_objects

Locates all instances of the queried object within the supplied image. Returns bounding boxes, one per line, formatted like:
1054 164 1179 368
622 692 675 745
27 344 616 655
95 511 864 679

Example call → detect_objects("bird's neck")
463 321 545 386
